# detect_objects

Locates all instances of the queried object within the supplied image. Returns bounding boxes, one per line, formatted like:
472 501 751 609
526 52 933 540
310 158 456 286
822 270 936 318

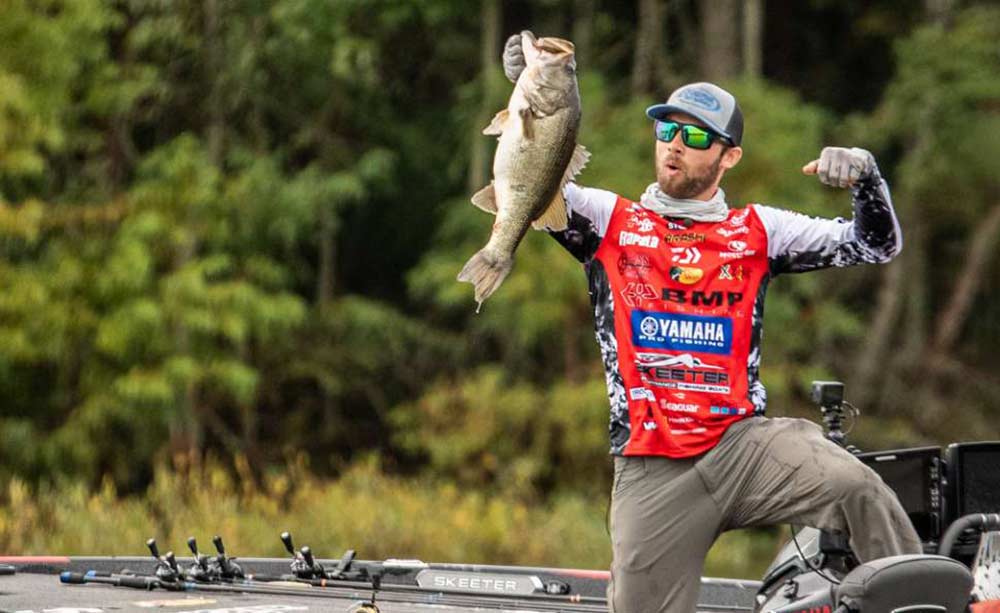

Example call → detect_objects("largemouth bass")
457 31 589 307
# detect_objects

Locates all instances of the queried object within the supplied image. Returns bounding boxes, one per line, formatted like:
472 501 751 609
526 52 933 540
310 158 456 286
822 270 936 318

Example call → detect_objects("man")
501 33 922 612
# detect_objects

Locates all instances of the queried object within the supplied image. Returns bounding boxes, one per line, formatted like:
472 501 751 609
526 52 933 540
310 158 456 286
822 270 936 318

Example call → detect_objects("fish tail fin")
457 248 513 304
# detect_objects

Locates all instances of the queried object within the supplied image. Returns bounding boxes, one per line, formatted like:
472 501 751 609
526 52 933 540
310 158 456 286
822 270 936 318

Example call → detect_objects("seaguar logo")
632 311 732 354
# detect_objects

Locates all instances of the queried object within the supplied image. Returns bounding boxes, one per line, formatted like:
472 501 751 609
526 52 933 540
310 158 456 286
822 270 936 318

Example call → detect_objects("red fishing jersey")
547 174 901 458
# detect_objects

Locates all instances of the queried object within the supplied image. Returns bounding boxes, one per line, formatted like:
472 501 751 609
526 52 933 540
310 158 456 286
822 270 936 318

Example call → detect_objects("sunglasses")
653 120 730 150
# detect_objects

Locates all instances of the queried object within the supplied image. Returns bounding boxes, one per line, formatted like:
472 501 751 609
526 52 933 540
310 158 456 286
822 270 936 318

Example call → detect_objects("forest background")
1 0 999 579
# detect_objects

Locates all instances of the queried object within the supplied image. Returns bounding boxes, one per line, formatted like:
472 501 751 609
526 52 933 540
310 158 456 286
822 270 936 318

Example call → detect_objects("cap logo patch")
678 88 721 112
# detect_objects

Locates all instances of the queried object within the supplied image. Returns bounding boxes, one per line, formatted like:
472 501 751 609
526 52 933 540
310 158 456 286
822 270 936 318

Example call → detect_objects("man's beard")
658 152 723 199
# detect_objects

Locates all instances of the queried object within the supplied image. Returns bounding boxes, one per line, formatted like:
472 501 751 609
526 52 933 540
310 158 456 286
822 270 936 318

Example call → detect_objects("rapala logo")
619 231 659 249
632 311 732 354
662 288 743 307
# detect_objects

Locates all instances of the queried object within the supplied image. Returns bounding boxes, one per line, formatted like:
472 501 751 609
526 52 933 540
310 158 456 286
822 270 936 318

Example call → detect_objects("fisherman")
501 32 922 613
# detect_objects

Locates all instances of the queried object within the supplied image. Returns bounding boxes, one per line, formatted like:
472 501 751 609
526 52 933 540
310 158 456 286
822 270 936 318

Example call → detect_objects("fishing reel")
145 538 181 583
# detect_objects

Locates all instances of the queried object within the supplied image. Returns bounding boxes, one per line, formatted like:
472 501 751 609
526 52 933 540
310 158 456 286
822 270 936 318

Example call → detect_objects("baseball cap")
646 82 743 146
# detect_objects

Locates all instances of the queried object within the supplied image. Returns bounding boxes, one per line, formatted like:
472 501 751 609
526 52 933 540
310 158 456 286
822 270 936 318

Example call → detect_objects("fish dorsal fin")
531 144 590 231
471 182 498 214
483 110 508 136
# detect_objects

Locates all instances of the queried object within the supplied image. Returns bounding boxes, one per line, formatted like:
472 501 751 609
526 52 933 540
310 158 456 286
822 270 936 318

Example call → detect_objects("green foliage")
0 455 778 578
0 0 997 578
392 367 610 497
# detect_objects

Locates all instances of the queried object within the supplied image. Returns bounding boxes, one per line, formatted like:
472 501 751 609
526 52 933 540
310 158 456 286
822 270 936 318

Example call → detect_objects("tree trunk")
925 0 956 26
468 0 501 195
573 0 595 71
700 0 741 81
317 203 335 304
742 0 763 78
204 0 225 166
932 203 1000 354
851 260 904 407
631 0 666 97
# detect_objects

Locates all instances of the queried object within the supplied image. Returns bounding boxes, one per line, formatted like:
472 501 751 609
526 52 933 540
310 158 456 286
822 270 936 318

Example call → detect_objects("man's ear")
721 146 743 170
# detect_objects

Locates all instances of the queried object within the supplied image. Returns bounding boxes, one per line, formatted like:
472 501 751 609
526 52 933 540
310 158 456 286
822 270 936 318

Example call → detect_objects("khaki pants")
607 416 922 613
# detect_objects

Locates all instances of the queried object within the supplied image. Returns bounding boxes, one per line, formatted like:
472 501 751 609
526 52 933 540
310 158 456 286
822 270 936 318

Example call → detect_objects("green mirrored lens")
655 121 679 142
682 126 712 149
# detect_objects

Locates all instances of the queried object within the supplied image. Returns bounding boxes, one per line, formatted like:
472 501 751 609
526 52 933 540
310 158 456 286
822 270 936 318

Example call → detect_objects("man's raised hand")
802 147 876 188
502 31 529 83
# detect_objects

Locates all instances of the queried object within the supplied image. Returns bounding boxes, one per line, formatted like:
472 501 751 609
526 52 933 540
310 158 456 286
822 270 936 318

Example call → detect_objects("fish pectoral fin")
530 144 590 232
483 110 509 135
531 191 569 231
566 144 591 180
518 107 534 139
471 183 498 214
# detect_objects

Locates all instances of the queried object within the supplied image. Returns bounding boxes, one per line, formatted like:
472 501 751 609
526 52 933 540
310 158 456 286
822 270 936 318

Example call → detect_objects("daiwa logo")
619 231 660 249
632 311 732 354
679 88 722 112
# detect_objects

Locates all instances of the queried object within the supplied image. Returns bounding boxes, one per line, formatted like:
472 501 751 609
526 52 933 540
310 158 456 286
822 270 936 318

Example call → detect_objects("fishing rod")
60 570 608 612
59 531 609 612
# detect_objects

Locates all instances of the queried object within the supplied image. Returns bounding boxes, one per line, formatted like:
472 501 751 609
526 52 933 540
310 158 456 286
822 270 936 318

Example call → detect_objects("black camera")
811 380 844 408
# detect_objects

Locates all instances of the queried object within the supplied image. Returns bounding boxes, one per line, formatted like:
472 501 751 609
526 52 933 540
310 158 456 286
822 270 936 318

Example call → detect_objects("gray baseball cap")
646 82 743 146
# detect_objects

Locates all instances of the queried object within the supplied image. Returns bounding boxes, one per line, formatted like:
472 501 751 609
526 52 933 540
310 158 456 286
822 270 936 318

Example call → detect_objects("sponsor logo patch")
678 87 722 112
728 240 748 252
632 311 732 354
662 401 699 413
663 232 705 244
662 288 743 307
710 406 747 416
716 225 749 237
728 208 750 226
627 214 656 233
718 264 744 281
669 266 704 285
634 353 731 394
617 253 652 278
619 231 659 249
719 249 757 260
619 282 658 307
670 246 701 264
629 386 655 401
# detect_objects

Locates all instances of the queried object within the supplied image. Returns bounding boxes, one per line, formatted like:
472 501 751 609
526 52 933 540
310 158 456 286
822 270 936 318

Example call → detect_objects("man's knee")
826 459 884 503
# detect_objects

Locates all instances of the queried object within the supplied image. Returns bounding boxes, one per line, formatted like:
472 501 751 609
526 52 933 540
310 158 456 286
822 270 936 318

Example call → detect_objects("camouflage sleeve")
755 168 902 275
546 182 616 263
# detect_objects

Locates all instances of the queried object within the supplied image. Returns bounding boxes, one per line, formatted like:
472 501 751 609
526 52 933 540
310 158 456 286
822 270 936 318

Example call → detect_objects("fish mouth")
535 37 575 56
